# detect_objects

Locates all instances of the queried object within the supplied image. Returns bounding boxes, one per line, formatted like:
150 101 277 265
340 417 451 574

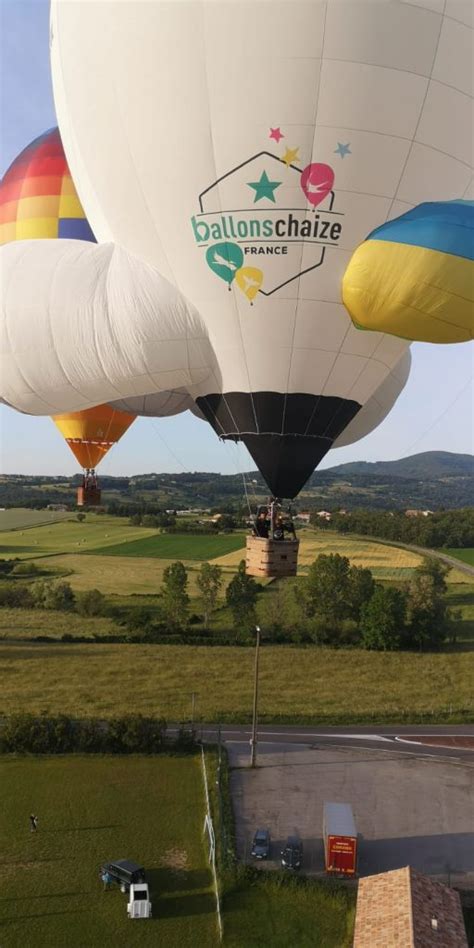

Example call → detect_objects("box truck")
323 802 357 876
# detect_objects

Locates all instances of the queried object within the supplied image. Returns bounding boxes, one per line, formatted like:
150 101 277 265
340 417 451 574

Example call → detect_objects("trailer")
323 802 358 876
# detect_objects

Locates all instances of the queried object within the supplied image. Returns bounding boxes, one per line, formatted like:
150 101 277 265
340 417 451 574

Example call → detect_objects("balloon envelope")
343 200 474 344
48 1 472 495
52 404 135 469
0 128 137 468
0 239 219 415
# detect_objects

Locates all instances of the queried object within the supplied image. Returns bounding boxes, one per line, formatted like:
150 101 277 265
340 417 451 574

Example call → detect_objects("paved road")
196 724 474 761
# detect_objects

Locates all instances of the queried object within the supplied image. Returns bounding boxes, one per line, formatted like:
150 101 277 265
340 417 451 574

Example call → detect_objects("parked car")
100 859 146 891
251 828 271 859
127 882 152 919
281 836 303 870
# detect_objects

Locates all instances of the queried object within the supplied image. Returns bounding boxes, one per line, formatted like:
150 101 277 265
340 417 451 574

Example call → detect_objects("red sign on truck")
323 803 358 876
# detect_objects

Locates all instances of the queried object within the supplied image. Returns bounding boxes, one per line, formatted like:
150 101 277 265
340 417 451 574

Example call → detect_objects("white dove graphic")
213 250 238 271
306 179 330 194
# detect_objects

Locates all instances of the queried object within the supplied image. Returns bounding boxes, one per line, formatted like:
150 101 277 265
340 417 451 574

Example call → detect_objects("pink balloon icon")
300 163 335 208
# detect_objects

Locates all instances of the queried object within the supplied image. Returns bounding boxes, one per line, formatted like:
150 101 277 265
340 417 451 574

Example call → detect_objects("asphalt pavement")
198 723 474 761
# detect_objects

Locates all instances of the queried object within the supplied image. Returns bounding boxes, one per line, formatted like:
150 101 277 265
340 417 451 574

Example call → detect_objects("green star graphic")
247 169 282 203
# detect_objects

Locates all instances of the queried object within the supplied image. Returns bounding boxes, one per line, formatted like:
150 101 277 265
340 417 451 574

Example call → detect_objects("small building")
405 509 434 518
294 511 311 524
315 510 332 521
353 866 468 948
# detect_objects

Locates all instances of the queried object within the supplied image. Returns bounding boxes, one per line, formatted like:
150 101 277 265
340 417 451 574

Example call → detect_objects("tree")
302 554 352 624
76 512 86 523
226 560 259 634
415 557 450 595
76 588 106 617
197 563 222 629
33 581 76 612
406 571 448 650
360 586 406 651
160 561 189 629
258 581 304 640
347 565 375 622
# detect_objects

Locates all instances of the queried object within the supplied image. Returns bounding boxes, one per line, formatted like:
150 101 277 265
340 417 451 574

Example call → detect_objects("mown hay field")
0 508 72 531
0 643 471 721
0 755 216 948
25 554 253 597
0 514 156 559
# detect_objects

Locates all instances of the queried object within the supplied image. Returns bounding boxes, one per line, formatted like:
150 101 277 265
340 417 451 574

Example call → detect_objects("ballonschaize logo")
190 132 346 301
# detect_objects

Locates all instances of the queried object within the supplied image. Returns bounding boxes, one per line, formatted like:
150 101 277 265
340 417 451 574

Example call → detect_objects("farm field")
447 548 474 566
0 643 472 722
91 532 246 560
0 508 72 531
0 755 217 948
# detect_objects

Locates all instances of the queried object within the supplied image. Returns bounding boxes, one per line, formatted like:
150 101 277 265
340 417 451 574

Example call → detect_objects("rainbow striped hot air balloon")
0 127 95 243
342 200 474 345
0 128 135 504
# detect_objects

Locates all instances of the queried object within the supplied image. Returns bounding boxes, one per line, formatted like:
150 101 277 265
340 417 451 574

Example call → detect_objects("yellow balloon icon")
235 266 263 303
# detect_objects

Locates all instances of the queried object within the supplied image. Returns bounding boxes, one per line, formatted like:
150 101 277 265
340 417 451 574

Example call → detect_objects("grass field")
0 755 217 948
223 874 355 948
0 643 472 721
0 508 72 531
91 533 246 560
447 548 474 566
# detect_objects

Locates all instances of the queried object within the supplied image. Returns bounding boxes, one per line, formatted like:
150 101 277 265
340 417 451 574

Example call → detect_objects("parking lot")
228 740 474 887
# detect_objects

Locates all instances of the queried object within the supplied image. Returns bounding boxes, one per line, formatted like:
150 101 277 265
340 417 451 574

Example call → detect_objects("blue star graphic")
334 142 351 159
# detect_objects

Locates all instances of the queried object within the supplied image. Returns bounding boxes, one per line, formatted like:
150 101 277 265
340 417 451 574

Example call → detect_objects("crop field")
298 531 423 576
0 643 472 722
0 755 217 948
31 554 206 596
0 508 72 531
90 532 246 560
447 548 474 567
0 515 156 559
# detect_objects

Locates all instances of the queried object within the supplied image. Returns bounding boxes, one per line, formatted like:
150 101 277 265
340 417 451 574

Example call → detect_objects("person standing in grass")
29 814 38 833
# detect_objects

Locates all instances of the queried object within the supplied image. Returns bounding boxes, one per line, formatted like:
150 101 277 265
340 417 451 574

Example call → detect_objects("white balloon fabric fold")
0 240 219 416
108 388 197 418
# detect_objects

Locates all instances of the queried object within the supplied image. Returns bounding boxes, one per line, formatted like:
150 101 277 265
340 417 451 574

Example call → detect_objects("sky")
0 0 472 479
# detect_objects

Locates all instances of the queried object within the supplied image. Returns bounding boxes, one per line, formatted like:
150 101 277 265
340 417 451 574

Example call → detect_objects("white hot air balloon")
0 240 219 415
49 0 472 500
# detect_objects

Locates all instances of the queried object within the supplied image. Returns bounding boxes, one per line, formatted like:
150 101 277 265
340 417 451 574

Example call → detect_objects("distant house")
294 512 311 523
315 510 332 521
405 509 434 518
353 866 468 947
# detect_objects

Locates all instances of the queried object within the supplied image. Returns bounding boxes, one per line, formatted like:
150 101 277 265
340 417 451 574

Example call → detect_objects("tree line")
310 508 474 549
0 553 459 652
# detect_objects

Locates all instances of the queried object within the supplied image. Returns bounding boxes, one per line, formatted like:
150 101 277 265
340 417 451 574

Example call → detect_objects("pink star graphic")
269 127 284 144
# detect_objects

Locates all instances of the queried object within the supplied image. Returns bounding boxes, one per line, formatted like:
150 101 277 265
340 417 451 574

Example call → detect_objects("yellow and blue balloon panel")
342 200 473 344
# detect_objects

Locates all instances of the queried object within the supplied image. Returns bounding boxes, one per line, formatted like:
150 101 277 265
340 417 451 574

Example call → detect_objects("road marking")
219 730 393 742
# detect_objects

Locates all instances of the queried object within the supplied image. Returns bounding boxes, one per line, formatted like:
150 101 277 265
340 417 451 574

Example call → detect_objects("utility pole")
250 625 261 768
